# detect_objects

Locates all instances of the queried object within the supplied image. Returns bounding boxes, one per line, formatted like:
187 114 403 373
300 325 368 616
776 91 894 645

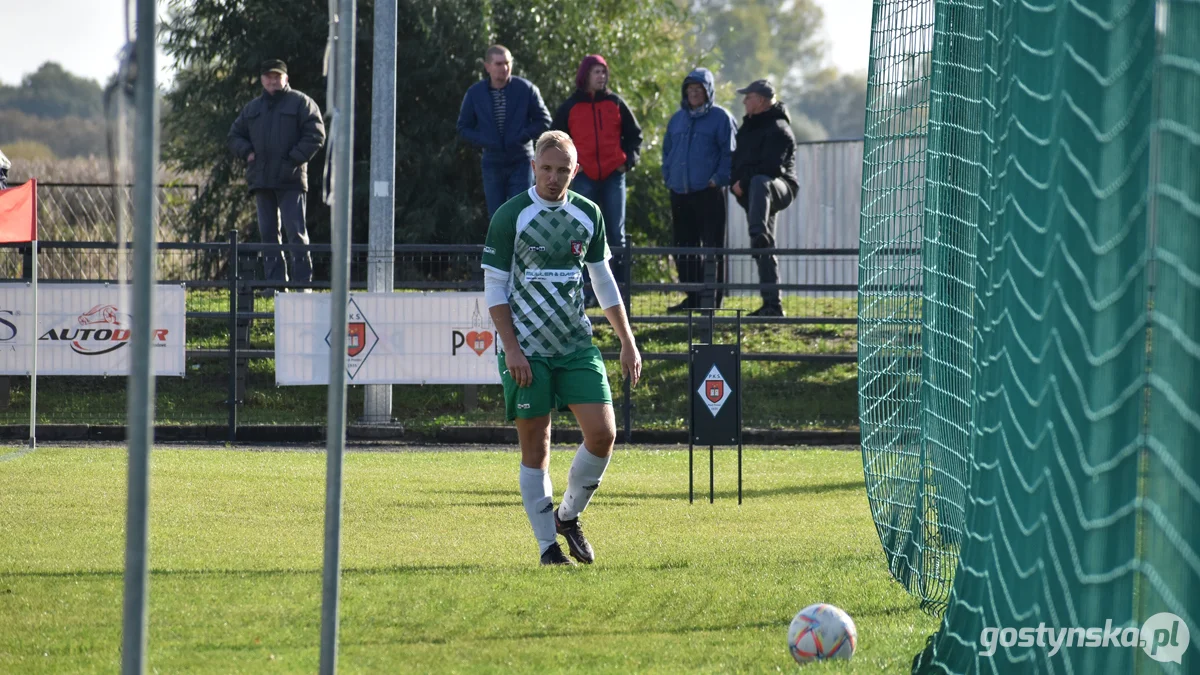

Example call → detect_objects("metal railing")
0 238 861 437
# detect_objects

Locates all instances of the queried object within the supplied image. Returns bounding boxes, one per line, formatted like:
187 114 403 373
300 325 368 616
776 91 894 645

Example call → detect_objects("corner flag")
0 180 37 243
0 179 39 446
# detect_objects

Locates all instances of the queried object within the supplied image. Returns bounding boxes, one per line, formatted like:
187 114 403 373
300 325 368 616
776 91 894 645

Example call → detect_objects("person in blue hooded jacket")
457 45 553 217
661 67 737 312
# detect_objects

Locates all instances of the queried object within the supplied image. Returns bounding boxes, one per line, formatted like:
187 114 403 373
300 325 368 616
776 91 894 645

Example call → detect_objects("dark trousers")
670 187 726 307
736 175 794 307
482 159 534 218
255 189 312 284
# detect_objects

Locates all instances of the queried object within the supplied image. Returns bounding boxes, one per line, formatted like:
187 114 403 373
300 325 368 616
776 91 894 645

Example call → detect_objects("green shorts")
498 345 612 421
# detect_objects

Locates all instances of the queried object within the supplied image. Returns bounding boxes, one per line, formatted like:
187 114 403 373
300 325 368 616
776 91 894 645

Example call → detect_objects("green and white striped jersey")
481 187 610 357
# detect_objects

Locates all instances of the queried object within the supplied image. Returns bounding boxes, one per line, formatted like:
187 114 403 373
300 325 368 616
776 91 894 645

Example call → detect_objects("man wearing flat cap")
228 59 326 287
730 79 798 317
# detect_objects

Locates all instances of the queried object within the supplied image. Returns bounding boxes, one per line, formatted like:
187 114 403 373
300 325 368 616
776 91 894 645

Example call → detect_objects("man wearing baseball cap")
729 79 798 317
228 59 326 288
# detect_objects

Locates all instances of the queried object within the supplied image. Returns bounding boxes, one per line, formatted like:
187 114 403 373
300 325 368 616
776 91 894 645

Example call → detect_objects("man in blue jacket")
661 67 737 311
457 45 553 218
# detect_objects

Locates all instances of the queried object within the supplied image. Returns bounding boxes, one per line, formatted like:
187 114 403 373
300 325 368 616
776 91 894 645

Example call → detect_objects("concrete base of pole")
359 386 394 425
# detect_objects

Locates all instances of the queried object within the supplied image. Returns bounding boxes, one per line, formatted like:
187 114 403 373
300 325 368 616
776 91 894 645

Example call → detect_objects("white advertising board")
274 292 501 385
0 283 186 376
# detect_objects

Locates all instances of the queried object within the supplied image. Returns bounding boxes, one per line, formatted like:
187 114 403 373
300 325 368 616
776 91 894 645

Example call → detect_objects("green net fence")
858 0 943 607
860 0 1200 671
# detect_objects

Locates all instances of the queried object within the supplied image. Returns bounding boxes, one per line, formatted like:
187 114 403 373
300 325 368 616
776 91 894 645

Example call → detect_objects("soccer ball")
787 603 857 664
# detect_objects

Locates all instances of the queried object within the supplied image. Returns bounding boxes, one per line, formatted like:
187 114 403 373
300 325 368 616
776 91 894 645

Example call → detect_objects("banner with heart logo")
275 292 501 385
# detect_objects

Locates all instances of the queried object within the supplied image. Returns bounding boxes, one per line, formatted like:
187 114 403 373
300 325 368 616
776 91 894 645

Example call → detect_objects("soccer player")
481 130 642 566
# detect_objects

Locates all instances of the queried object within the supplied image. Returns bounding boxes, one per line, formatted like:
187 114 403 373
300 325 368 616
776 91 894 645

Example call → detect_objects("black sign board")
690 344 741 446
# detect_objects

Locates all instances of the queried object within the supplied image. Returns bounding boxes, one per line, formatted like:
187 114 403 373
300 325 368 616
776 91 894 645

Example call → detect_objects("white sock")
558 444 611 521
518 464 557 554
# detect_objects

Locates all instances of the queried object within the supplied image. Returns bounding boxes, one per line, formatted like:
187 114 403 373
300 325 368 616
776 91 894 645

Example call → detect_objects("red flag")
0 179 38 243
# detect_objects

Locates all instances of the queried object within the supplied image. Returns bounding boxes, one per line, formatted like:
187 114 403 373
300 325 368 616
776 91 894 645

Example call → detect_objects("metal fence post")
21 244 32 281
623 243 633 444
227 230 239 442
235 248 254 408
702 252 717 309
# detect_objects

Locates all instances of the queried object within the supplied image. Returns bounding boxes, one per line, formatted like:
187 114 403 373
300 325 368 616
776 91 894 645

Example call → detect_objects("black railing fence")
0 238 861 437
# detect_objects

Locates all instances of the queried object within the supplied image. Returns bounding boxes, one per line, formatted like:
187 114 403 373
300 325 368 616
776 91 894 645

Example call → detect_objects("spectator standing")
228 59 326 287
553 54 643 302
457 45 553 218
661 67 737 312
730 79 798 317
0 149 9 189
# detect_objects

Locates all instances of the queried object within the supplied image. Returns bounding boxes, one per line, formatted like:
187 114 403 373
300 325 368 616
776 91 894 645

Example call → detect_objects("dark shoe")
540 543 576 566
748 304 784 317
555 509 595 564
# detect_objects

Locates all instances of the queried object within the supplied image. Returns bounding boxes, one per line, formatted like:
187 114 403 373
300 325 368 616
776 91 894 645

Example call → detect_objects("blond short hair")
534 131 577 163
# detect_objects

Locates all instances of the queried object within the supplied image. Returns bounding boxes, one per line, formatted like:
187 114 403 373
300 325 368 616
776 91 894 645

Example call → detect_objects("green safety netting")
859 0 1199 672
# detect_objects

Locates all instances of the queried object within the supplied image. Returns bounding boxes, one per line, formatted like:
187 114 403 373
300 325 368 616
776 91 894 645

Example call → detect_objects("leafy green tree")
0 109 106 158
690 0 825 108
162 0 699 258
488 0 705 248
795 69 868 140
0 62 104 120
162 0 351 245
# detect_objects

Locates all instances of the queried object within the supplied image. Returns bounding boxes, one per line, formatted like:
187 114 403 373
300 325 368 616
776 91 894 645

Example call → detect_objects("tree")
487 0 705 247
795 69 868 140
0 62 104 120
162 0 698 255
690 0 825 108
162 0 350 246
0 63 107 158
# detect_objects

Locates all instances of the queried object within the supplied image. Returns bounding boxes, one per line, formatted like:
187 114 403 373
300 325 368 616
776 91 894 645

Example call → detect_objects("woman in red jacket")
552 54 643 303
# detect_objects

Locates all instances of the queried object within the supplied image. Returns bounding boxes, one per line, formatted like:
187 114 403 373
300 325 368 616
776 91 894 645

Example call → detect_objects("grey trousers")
255 189 312 284
737 175 794 307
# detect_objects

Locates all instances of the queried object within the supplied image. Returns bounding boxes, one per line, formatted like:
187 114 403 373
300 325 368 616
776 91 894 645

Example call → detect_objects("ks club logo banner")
325 298 379 379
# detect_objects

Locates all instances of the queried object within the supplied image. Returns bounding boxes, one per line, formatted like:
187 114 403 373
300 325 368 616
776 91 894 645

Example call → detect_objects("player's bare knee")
585 425 616 456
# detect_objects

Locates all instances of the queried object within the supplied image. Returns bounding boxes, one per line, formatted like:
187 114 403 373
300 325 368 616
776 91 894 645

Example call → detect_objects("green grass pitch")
0 445 937 672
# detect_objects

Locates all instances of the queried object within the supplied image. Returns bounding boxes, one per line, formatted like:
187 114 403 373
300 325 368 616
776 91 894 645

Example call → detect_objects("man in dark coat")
730 79 798 317
228 59 326 286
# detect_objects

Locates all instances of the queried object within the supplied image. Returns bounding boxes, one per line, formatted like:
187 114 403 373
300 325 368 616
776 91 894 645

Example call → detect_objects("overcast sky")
3 0 872 88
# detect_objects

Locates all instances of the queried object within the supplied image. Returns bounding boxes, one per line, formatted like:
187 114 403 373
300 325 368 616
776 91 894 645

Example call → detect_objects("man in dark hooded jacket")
730 79 798 317
228 59 326 286
661 67 737 312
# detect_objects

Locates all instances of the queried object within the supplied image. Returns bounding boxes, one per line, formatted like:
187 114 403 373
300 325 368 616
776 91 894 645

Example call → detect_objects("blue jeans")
482 159 534 218
571 171 628 295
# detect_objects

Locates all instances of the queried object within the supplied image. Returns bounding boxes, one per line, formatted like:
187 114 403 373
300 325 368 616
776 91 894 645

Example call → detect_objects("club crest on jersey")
571 240 584 257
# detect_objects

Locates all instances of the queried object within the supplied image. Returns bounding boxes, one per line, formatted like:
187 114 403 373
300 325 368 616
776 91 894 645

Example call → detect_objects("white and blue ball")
787 603 857 664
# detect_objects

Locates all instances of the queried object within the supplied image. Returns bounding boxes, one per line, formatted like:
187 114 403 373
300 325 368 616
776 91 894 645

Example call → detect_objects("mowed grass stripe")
0 447 935 673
